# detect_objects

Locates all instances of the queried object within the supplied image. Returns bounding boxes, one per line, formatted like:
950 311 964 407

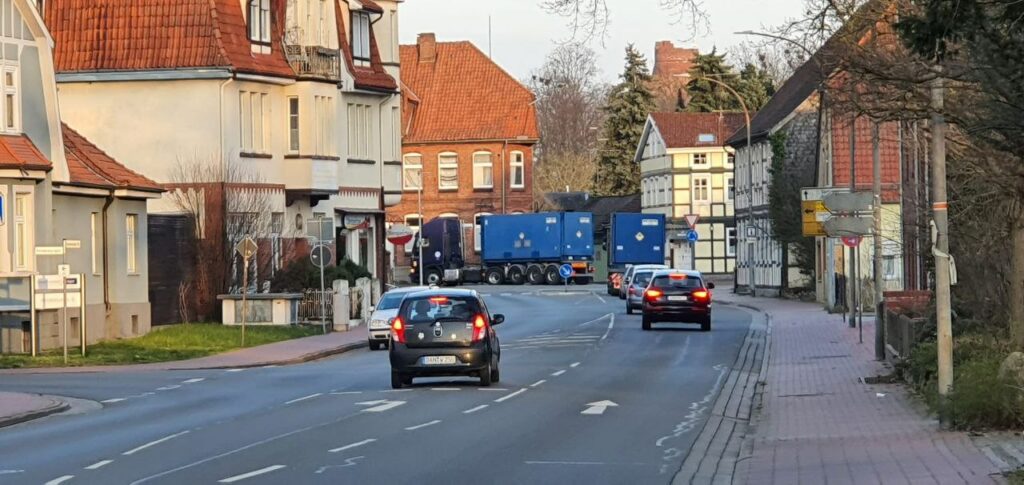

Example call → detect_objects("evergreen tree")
592 45 655 196
684 49 742 113
737 63 775 111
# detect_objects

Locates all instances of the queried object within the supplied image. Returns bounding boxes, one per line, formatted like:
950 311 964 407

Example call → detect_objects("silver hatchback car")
625 269 658 314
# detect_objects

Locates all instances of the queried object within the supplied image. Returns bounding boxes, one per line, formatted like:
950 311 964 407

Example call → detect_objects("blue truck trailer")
411 212 595 286
605 213 667 295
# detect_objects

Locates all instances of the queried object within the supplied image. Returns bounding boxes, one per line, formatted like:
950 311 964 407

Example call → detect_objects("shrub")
271 258 371 292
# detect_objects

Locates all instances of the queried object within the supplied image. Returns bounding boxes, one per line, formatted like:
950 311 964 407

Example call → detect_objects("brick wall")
387 141 535 266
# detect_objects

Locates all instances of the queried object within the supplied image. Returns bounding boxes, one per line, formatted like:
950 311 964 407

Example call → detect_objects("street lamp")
417 177 424 286
693 75 755 297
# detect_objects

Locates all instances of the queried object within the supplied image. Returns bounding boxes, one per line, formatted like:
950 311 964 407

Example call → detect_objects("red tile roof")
0 135 52 171
358 0 384 14
831 117 900 203
400 41 539 143
650 112 747 148
45 0 294 78
335 1 397 92
62 124 163 192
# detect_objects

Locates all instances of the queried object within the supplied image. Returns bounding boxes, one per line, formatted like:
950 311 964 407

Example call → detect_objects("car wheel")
700 317 711 332
626 304 633 315
369 341 381 351
485 267 505 285
479 362 493 387
390 370 404 389
544 265 562 285
642 317 652 331
490 362 501 383
507 266 526 285
527 265 545 285
425 269 443 286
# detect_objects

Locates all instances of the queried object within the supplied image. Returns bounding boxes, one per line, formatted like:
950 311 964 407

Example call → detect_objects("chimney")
417 33 437 63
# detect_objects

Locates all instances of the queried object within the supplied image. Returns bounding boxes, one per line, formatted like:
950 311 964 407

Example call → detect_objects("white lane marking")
329 391 363 395
123 430 190 456
381 389 413 393
601 314 616 341
578 313 613 327
155 385 181 391
581 400 619 415
570 362 581 368
262 365 278 369
494 388 527 403
45 475 74 485
101 398 126 404
218 465 286 483
181 378 205 384
225 368 245 373
85 460 113 470
595 295 607 304
502 346 539 350
530 380 546 387
285 393 322 405
328 438 377 453
525 460 649 466
0 470 24 475
551 370 566 377
315 456 363 474
405 419 441 431
430 388 460 391
355 400 405 412
478 388 509 392
463 405 488 414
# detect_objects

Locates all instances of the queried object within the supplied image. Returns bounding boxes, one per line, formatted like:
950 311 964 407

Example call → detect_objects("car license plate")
669 296 688 302
422 355 457 365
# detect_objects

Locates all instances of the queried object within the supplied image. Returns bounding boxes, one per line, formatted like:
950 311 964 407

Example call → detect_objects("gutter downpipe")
101 194 114 312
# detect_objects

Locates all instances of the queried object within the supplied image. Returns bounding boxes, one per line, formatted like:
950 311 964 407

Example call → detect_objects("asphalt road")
0 285 753 485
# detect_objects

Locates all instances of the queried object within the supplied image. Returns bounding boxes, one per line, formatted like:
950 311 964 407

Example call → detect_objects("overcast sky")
399 0 806 83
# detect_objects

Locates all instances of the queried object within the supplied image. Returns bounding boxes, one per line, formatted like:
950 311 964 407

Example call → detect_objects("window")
14 193 29 270
474 213 492 252
248 0 271 44
126 214 138 274
510 151 525 189
319 0 329 47
91 212 101 274
288 97 299 152
438 153 458 190
473 152 493 189
271 213 284 234
404 214 422 254
727 175 735 202
403 154 422 190
352 12 371 65
727 152 736 165
3 68 17 132
692 175 710 203
239 91 269 153
693 153 708 167
347 103 372 159
727 228 737 257
314 96 335 156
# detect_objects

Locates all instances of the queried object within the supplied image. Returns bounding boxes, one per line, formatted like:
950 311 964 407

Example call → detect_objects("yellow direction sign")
802 200 828 237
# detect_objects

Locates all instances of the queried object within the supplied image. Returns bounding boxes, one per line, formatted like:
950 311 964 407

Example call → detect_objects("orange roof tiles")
45 0 294 78
400 41 538 143
650 112 747 149
0 134 52 171
62 124 163 192
335 1 397 91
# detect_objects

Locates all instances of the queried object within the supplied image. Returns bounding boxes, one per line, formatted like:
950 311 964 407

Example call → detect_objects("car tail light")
692 290 710 302
670 274 687 280
628 286 636 296
472 314 488 342
645 288 664 301
391 317 406 343
429 296 449 304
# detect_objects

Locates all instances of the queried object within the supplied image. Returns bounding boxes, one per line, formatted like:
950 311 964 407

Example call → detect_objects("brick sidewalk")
0 326 368 375
730 295 1002 485
0 392 68 428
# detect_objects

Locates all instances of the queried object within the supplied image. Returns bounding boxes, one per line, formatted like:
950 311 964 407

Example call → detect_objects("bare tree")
541 0 708 43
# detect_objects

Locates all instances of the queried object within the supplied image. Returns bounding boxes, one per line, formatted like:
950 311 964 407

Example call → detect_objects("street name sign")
34 246 64 256
824 192 873 213
63 240 82 250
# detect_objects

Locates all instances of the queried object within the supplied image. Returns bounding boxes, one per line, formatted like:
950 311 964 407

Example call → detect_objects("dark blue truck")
411 212 595 285
605 213 668 295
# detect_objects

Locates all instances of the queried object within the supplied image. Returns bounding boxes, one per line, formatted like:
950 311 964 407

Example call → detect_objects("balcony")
283 156 339 206
284 45 341 81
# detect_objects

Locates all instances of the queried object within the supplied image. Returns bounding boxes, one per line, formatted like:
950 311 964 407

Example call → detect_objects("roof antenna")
488 15 493 59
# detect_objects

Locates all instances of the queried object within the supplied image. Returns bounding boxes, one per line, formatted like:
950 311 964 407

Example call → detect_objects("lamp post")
417 179 424 286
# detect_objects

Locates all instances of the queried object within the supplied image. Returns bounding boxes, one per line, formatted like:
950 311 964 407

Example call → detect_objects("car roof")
651 269 703 278
385 286 431 295
404 288 480 299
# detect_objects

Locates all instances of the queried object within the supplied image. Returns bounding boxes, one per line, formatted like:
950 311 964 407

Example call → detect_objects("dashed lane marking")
44 475 74 485
123 431 190 456
430 388 460 391
478 388 509 392
85 460 113 470
463 405 488 414
551 370 566 377
181 378 205 384
285 393 322 405
405 420 441 431
225 369 245 373
101 398 126 404
530 380 546 387
218 465 286 483
494 388 527 403
155 385 181 391
328 439 377 453
329 391 363 395
571 362 581 368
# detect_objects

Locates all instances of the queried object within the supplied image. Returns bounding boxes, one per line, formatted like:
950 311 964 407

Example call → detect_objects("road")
0 285 753 485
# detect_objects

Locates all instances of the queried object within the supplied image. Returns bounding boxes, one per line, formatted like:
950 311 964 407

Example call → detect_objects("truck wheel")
425 269 443 286
527 265 545 285
544 265 562 285
484 267 505 285
507 266 526 285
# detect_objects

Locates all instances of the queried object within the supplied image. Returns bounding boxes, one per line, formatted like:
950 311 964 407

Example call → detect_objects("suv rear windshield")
399 296 481 323
652 275 704 289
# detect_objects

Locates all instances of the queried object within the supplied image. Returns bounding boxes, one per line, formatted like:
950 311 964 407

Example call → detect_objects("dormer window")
248 0 271 45
352 11 371 66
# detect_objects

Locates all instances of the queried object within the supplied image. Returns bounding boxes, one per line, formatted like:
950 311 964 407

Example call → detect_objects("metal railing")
284 45 341 81
298 289 334 323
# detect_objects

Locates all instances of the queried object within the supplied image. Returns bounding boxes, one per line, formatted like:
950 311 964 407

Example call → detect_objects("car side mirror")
707 282 716 289
369 305 375 313
491 314 505 326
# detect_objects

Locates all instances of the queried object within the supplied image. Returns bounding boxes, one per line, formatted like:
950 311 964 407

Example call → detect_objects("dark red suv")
641 270 715 332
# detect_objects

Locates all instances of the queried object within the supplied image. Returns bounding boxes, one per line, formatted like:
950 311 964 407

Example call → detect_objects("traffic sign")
842 236 863 248
311 244 333 269
824 191 873 212
684 214 700 229
802 200 829 237
63 240 82 250
559 264 574 279
387 224 414 246
57 264 71 277
235 237 258 260
35 246 65 256
824 217 872 237
687 230 699 242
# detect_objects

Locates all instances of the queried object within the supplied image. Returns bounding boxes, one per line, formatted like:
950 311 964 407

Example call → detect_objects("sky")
399 0 807 83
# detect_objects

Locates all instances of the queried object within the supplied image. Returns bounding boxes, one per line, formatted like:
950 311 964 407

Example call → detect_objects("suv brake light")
645 288 663 301
472 314 488 342
692 290 710 302
391 317 406 343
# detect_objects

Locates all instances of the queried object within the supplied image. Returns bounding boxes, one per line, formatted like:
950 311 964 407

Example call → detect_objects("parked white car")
368 286 431 350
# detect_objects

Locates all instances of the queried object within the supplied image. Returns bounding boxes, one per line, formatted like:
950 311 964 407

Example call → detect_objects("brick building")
388 34 539 272
650 40 700 112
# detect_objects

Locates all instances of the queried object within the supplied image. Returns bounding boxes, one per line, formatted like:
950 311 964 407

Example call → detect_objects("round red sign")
841 236 863 248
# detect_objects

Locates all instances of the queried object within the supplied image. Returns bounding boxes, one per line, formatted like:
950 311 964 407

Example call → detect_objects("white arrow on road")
355 400 406 413
581 400 618 415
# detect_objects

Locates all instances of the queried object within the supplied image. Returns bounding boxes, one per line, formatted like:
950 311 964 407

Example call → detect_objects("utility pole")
849 116 858 329
417 184 424 286
931 74 953 420
873 121 885 360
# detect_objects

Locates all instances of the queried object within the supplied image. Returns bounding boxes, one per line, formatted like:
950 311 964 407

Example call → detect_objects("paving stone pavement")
729 295 1004 485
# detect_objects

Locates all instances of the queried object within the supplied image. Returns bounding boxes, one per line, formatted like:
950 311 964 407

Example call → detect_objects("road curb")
671 302 772 485
192 341 370 370
0 396 69 429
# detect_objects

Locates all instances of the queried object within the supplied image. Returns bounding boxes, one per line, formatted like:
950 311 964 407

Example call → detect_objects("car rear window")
633 272 654 286
399 296 481 323
652 275 703 289
376 292 406 311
